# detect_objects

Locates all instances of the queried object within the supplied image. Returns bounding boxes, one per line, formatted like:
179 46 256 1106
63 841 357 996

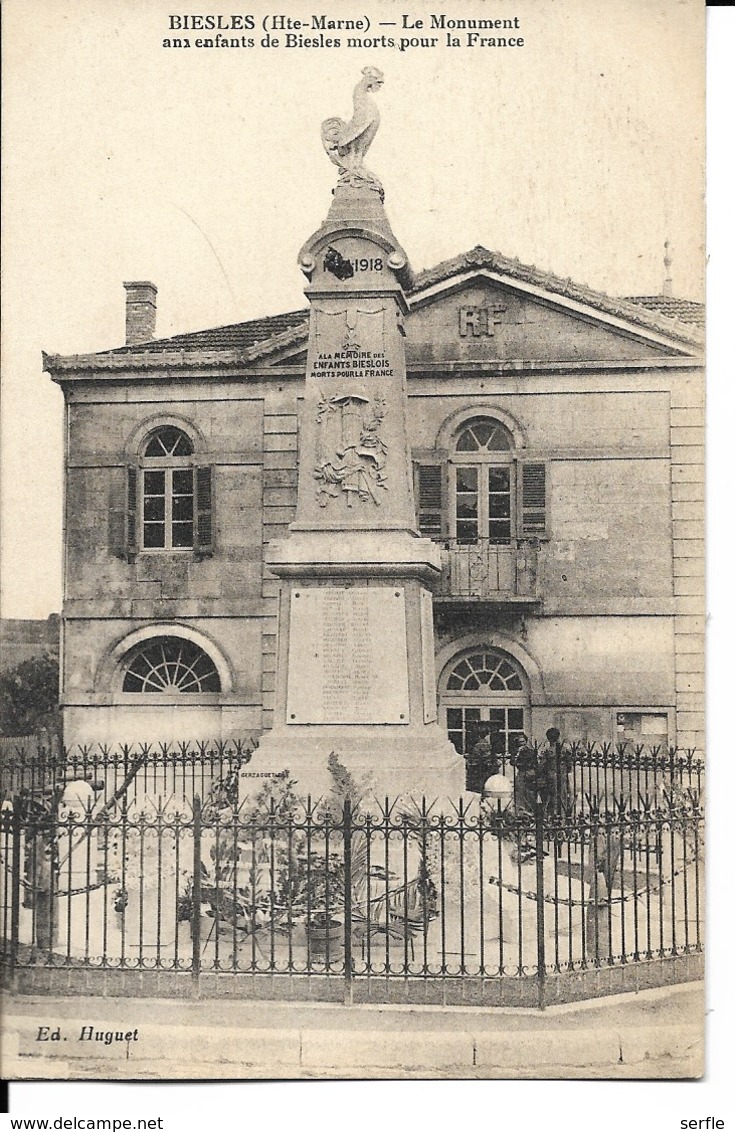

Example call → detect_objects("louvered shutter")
125 466 138 556
108 471 125 559
110 466 137 559
413 453 447 539
194 465 214 556
520 462 547 537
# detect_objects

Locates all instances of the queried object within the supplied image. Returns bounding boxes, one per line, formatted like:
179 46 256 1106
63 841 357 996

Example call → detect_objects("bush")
0 653 60 738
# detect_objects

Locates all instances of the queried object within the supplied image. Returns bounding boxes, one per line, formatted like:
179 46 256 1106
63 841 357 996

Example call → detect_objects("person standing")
466 723 501 793
539 727 572 817
509 732 540 817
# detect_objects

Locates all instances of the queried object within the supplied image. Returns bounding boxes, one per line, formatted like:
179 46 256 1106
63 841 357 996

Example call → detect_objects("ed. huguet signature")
37 1025 140 1045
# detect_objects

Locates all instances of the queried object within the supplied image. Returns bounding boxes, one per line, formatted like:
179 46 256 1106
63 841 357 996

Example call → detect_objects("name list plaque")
286 586 410 725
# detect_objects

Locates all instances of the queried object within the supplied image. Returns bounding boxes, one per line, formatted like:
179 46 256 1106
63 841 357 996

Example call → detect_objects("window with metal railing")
453 418 513 544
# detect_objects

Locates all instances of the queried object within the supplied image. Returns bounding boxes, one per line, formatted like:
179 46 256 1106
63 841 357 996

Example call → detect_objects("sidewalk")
0 982 704 1080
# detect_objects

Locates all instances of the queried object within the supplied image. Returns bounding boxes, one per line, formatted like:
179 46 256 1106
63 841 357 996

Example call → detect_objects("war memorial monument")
255 67 465 798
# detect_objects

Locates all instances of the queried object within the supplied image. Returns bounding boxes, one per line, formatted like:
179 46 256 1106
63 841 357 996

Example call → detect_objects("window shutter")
413 454 447 539
520 462 547 537
108 472 125 559
195 465 214 556
125 466 138 557
110 466 136 559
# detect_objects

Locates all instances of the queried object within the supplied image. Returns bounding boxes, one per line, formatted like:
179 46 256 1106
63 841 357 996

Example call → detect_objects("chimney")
123 281 157 345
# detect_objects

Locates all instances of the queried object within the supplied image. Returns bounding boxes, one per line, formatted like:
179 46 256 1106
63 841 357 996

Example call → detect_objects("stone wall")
0 615 59 672
669 371 705 750
59 355 702 751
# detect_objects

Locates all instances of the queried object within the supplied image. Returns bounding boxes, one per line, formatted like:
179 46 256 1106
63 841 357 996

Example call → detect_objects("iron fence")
0 740 258 811
494 743 704 814
0 741 704 816
0 775 704 1007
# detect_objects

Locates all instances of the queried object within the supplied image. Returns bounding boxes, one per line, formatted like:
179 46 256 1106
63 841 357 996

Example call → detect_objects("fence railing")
493 743 704 813
0 782 704 1007
0 740 258 811
436 539 540 601
0 741 704 816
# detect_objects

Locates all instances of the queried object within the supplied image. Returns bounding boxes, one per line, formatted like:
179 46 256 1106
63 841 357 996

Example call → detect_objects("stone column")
253 169 463 800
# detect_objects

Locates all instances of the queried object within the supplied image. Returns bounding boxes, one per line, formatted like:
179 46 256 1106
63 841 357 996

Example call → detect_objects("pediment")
247 249 701 368
403 272 697 366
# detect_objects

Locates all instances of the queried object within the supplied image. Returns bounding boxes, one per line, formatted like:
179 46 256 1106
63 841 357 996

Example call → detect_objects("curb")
2 1017 704 1079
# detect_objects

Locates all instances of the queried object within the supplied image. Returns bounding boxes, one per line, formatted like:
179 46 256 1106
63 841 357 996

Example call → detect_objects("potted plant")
304 909 343 944
301 844 345 947
189 773 311 945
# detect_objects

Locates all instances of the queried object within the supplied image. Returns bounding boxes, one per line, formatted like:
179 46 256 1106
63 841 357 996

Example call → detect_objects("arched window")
443 648 528 756
140 426 195 550
414 410 547 543
455 419 512 454
447 651 523 692
452 417 514 545
121 636 221 693
143 427 193 459
113 423 213 558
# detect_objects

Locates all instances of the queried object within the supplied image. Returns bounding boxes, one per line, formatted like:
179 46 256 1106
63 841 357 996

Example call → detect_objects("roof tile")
623 296 704 328
108 308 309 355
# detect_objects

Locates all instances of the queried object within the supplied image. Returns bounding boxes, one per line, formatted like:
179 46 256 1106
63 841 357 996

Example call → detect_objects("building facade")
44 246 704 758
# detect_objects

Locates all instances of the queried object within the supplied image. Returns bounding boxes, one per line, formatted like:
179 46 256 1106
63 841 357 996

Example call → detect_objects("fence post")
191 794 202 989
535 797 546 1010
9 802 22 984
343 798 353 1005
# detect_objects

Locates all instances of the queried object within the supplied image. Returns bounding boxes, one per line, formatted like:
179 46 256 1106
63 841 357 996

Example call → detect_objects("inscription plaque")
286 586 409 724
420 587 438 724
310 350 395 380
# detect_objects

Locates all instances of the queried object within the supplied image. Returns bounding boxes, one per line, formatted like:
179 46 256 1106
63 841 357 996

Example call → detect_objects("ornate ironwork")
0 744 704 1006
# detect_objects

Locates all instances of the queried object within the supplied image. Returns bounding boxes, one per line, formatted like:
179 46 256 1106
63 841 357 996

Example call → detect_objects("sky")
1 0 705 617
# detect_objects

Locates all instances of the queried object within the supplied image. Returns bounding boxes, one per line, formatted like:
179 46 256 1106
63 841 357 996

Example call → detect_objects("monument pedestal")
254 532 465 799
253 724 464 802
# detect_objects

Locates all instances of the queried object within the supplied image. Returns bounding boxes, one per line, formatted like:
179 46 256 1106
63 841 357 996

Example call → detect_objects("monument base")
248 723 466 803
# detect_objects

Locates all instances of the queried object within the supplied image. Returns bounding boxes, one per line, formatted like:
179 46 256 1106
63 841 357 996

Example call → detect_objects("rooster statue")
321 67 385 195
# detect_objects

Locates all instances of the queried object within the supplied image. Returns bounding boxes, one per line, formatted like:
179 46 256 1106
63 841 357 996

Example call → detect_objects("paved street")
1 982 704 1080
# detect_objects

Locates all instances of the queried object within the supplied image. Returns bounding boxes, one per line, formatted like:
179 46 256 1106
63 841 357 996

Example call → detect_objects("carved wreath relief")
314 393 388 507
